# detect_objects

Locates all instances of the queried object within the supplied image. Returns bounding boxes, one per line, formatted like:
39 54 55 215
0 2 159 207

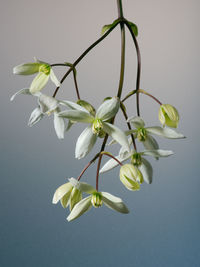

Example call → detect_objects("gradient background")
1 0 200 266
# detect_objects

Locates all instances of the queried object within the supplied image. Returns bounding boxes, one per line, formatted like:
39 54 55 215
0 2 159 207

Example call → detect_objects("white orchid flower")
52 178 82 211
66 179 129 221
58 97 130 159
10 88 65 139
126 116 185 153
13 58 60 94
108 116 185 151
100 146 174 184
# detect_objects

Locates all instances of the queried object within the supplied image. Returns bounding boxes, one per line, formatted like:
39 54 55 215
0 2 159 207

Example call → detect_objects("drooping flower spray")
11 0 185 221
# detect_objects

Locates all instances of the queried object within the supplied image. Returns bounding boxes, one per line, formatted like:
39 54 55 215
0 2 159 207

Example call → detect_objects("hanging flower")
10 89 65 139
13 58 60 94
58 97 130 159
100 145 173 184
52 178 82 211
66 179 129 221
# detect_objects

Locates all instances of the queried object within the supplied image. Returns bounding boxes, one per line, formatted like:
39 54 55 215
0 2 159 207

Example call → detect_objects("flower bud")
91 192 103 208
137 128 147 141
119 164 143 191
131 153 142 166
159 104 179 128
77 99 96 116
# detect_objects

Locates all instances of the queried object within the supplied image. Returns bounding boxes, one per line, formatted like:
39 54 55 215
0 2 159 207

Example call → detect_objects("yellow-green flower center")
91 192 102 208
39 64 51 75
92 119 105 137
137 128 147 142
131 153 142 166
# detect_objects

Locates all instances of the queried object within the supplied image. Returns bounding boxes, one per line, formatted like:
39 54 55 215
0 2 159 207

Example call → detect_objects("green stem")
117 0 124 19
117 24 125 99
96 0 126 190
124 20 141 116
52 21 120 98
117 0 125 99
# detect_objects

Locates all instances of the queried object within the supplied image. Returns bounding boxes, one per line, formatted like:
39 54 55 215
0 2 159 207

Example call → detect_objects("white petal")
30 73 49 94
52 182 73 204
67 196 92 221
100 152 132 173
142 149 174 157
102 122 130 152
96 97 120 121
59 100 89 113
13 62 40 75
69 178 96 194
38 94 58 114
119 139 134 158
101 192 129 214
143 135 159 159
127 116 145 128
75 127 97 159
146 126 185 139
58 110 94 123
54 111 65 139
138 158 153 184
143 135 159 150
50 69 61 87
10 88 31 101
28 107 44 126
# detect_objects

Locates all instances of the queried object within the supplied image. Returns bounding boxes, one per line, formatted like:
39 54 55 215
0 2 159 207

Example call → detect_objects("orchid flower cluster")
11 0 185 222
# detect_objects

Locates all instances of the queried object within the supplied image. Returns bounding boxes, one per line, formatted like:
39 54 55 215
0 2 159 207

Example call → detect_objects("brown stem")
100 151 123 166
139 89 162 105
77 153 100 181
120 102 137 151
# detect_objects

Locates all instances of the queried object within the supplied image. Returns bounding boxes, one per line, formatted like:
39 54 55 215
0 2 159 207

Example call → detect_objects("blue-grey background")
1 0 199 266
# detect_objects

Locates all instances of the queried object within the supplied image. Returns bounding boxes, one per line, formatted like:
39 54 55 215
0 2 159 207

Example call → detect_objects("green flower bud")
77 99 96 117
159 104 179 128
92 118 106 137
137 128 147 141
119 164 143 191
131 153 142 166
39 64 51 75
91 192 102 208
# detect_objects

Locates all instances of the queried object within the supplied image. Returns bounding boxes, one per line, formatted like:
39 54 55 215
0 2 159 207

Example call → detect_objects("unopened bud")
77 99 96 117
159 104 179 128
119 164 143 191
